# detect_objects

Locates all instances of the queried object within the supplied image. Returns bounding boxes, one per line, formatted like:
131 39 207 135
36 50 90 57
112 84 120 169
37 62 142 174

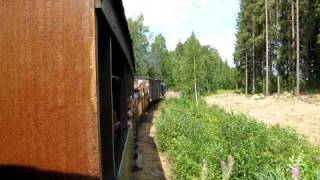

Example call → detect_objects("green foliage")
128 15 150 77
128 16 237 93
156 98 320 179
128 16 170 79
235 0 320 93
150 34 168 79
255 171 286 180
170 33 238 96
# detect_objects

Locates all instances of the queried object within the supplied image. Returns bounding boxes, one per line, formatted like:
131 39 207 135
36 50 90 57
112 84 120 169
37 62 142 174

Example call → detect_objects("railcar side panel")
150 79 161 101
0 0 100 177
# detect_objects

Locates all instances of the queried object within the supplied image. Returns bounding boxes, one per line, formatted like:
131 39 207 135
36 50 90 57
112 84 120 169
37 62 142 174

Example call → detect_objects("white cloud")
162 29 191 50
195 0 210 8
123 0 239 67
199 31 236 66
123 0 197 49
123 0 193 26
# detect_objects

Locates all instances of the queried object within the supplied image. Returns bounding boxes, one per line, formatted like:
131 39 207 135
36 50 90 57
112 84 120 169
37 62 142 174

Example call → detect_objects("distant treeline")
128 15 238 96
234 0 320 95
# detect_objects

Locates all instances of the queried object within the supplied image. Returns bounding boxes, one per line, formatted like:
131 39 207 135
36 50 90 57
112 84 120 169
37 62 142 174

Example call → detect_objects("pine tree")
234 0 320 94
265 0 270 96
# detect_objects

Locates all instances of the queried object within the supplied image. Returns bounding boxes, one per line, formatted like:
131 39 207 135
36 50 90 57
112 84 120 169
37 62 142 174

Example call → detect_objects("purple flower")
220 160 226 167
291 166 299 179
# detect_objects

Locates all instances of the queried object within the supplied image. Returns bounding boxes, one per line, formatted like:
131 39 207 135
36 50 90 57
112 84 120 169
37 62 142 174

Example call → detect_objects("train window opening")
111 68 122 170
112 75 121 139
96 7 135 178
111 37 130 171
96 9 116 178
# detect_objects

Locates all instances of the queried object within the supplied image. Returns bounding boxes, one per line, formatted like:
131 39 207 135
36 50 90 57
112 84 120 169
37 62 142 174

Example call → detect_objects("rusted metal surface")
0 0 99 178
134 79 151 117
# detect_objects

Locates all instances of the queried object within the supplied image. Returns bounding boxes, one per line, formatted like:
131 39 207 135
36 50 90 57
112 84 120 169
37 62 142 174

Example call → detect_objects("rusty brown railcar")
135 77 164 103
0 0 135 179
134 79 150 118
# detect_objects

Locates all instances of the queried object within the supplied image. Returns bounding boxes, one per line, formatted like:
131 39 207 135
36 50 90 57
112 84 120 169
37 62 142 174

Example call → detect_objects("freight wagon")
133 79 150 119
132 77 165 131
134 77 164 103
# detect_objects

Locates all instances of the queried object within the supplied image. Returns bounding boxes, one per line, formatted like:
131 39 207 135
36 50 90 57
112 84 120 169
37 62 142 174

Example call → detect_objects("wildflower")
220 160 226 167
291 166 299 180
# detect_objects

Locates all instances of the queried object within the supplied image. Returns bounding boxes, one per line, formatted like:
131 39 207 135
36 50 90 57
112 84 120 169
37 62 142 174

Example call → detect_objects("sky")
122 0 240 66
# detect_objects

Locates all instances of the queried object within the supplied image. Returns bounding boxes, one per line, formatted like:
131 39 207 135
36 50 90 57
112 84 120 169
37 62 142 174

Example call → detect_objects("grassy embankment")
155 98 320 179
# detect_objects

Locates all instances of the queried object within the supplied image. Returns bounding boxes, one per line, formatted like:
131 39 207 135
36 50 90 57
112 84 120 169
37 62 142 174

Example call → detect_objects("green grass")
155 98 320 179
303 89 320 95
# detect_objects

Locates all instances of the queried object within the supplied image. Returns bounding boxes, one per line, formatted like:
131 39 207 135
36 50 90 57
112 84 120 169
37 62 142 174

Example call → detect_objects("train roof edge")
96 0 136 74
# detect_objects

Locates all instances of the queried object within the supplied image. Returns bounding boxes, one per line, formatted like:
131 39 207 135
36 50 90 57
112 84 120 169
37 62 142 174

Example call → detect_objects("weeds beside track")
155 98 320 179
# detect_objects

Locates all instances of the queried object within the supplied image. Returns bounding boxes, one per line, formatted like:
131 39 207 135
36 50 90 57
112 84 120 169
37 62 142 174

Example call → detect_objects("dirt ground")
205 93 320 145
135 103 173 180
165 91 181 99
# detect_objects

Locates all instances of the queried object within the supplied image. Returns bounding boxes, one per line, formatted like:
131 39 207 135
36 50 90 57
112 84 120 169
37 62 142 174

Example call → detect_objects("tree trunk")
245 49 248 96
296 0 300 95
291 0 295 91
277 0 280 94
252 17 256 94
193 57 198 105
292 0 295 40
265 0 269 96
278 75 281 94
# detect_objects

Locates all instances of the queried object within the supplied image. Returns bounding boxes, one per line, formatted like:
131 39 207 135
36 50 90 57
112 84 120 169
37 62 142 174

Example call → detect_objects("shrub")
155 98 320 179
